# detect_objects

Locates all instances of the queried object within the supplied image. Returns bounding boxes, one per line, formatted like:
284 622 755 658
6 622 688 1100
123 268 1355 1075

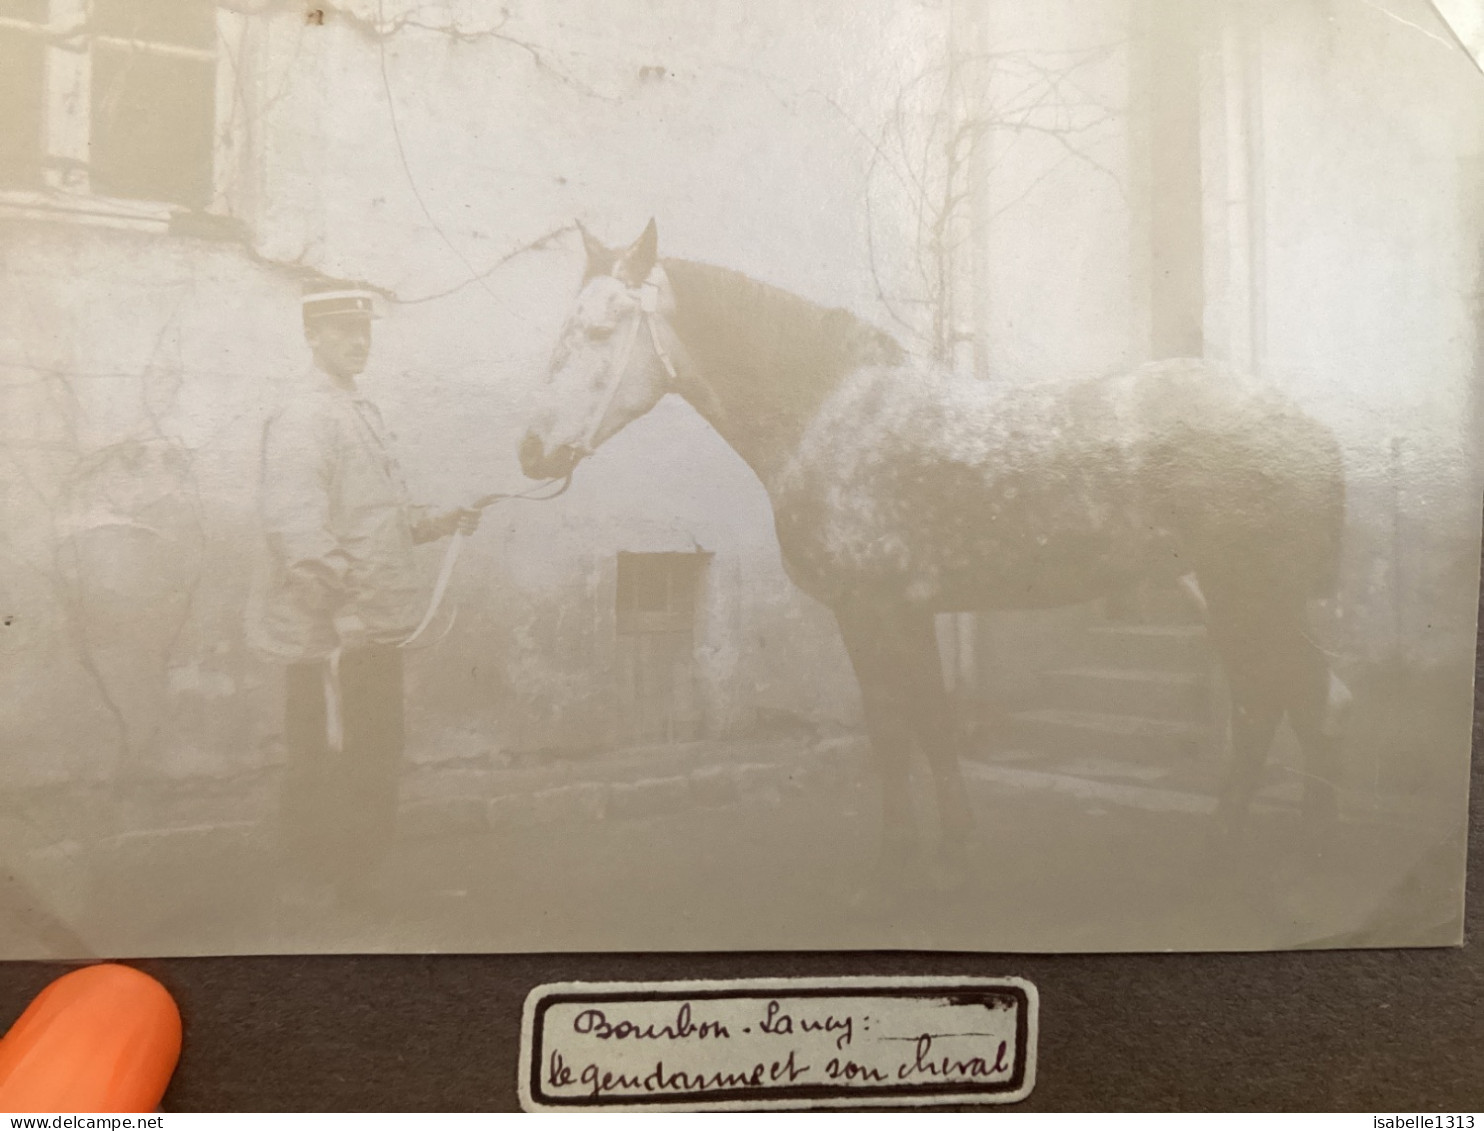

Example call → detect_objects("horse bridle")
315 272 687 750
573 271 682 457
390 271 681 666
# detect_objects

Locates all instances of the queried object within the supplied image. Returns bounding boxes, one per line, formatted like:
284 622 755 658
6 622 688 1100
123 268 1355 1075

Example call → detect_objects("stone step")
1099 582 1205 627
1039 666 1210 723
1006 707 1210 762
1078 623 1211 670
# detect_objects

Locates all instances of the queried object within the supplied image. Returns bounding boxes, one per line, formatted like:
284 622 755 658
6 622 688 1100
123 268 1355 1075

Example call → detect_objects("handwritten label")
519 976 1037 1111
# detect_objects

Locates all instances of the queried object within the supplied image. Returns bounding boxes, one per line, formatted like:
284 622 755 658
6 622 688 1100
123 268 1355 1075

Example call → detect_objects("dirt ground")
20 735 1458 959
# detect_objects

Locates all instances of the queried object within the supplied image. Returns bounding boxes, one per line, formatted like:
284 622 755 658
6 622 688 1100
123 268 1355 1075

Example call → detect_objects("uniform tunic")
249 375 433 662
248 371 436 890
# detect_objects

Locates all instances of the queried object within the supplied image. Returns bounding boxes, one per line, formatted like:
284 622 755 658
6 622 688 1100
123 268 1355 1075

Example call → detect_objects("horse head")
519 218 681 481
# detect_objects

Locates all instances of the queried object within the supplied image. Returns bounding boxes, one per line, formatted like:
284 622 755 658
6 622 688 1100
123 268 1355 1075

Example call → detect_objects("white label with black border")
518 975 1037 1111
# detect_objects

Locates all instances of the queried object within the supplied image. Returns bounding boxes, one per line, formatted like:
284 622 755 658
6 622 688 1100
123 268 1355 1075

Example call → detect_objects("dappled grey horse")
520 220 1347 882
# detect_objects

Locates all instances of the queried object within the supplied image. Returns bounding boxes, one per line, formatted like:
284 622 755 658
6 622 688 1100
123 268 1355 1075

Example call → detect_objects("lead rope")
323 475 571 752
397 473 573 651
395 276 673 660
321 283 670 751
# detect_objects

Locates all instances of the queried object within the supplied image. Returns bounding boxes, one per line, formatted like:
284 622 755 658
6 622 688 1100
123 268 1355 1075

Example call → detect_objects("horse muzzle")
519 431 585 481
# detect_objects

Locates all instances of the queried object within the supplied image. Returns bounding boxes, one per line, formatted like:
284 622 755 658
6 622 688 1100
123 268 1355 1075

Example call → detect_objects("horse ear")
615 218 659 286
577 221 614 277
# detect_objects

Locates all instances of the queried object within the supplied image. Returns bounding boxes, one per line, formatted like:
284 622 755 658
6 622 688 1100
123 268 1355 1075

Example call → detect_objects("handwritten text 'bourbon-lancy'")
544 998 1015 1099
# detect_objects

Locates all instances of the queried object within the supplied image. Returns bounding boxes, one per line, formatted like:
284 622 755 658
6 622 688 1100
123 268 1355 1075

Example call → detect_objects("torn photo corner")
0 0 1478 959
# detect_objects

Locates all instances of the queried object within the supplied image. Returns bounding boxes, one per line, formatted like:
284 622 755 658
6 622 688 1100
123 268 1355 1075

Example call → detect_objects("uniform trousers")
279 645 405 889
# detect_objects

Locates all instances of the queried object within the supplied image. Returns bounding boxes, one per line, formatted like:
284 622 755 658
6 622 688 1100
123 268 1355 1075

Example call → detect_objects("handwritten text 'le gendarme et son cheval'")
547 999 1013 1099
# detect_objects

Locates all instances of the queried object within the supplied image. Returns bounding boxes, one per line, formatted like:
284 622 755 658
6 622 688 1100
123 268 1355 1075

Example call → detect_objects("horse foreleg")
835 605 920 878
1216 694 1282 836
915 702 977 891
894 614 975 855
860 691 918 872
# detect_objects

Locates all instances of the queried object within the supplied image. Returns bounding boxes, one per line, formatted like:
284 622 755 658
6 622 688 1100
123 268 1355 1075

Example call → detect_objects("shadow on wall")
57 439 203 775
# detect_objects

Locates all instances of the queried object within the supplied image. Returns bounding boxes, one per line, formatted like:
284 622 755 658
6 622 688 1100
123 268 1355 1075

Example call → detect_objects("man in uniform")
248 279 478 910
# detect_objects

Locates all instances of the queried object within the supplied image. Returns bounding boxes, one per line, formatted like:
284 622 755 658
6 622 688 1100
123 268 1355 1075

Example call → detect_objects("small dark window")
0 0 48 191
614 552 709 744
89 0 216 208
615 551 706 635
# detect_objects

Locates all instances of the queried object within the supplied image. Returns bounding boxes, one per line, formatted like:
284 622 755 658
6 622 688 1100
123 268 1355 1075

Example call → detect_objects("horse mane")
662 259 904 395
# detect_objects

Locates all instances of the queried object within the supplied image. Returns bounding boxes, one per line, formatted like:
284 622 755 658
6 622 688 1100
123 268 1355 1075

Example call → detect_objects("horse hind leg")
1201 585 1289 837
1279 629 1345 826
1216 687 1282 837
1204 582 1343 835
895 613 976 859
869 608 976 887
1229 598 1344 827
835 603 925 882
858 693 918 873
835 602 975 888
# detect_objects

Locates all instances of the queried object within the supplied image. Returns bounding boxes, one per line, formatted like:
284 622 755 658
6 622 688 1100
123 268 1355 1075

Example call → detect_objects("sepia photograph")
0 0 1478 958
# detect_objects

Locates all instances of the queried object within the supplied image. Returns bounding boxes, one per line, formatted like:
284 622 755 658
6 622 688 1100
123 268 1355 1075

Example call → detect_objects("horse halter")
573 271 682 457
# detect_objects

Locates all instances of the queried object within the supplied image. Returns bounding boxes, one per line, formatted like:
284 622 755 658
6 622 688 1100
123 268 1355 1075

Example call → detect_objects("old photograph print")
0 0 1479 958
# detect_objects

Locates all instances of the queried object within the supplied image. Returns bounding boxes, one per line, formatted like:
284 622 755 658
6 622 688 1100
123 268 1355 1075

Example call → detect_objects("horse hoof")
1201 819 1247 871
931 826 977 890
1298 806 1339 857
1211 801 1250 845
943 825 980 857
940 798 977 844
1301 793 1340 828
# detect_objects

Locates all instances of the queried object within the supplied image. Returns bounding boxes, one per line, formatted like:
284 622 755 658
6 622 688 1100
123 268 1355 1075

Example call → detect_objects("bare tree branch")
392 224 573 305
860 33 1129 359
231 0 614 101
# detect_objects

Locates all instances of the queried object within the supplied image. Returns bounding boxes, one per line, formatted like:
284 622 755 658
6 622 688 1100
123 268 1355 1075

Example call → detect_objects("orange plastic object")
0 964 181 1112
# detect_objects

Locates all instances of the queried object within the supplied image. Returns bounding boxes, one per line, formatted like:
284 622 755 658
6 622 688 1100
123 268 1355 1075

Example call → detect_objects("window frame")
615 551 710 637
0 4 50 192
0 0 245 233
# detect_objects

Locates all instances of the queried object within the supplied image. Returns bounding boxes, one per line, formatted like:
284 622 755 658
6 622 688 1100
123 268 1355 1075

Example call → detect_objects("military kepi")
301 278 379 323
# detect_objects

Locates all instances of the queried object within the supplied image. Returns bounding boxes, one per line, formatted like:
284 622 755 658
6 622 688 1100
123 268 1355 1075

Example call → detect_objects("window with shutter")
615 552 710 744
0 0 47 190
89 0 217 209
0 0 225 219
